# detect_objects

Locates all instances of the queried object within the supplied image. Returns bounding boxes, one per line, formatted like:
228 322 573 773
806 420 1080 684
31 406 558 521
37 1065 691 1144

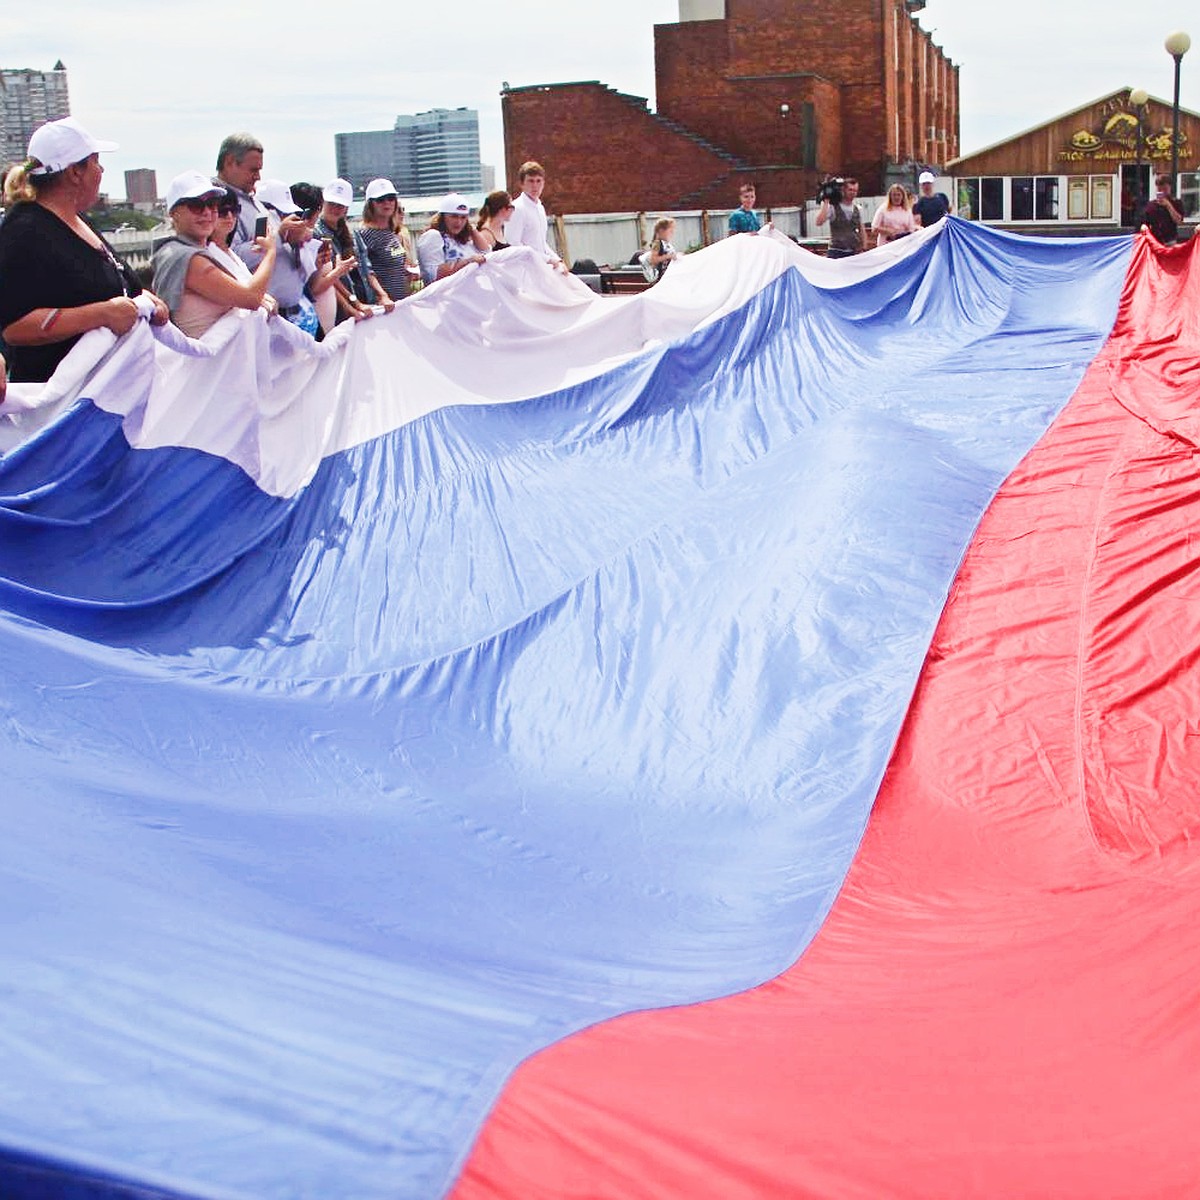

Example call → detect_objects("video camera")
817 176 845 205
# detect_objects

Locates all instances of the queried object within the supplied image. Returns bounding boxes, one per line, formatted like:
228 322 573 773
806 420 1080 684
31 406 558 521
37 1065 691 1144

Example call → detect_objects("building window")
1011 177 1034 221
957 177 979 221
1008 177 1060 222
981 178 1003 221
1035 177 1059 220
956 177 1003 221
1090 177 1113 220
1180 172 1200 218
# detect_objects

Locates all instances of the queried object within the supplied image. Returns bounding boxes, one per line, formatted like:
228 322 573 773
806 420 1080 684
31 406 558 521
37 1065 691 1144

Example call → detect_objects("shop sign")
1058 98 1191 164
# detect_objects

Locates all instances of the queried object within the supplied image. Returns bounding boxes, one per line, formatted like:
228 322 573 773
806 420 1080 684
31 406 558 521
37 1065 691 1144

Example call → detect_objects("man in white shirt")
504 161 565 270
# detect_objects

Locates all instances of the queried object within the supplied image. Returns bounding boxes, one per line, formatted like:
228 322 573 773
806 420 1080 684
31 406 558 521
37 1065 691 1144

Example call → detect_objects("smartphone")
254 215 269 239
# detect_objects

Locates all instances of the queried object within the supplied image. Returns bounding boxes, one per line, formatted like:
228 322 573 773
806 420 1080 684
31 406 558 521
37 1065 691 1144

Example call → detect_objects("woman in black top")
477 190 515 252
0 117 167 382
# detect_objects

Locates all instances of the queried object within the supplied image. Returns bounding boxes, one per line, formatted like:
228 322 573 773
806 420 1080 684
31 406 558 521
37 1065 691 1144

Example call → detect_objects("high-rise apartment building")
1 61 70 165
334 129 396 196
396 108 482 196
335 108 483 197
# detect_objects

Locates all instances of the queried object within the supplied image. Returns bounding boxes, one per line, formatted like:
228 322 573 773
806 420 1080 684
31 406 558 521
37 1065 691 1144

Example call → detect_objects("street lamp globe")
1164 31 1191 58
1129 87 1149 107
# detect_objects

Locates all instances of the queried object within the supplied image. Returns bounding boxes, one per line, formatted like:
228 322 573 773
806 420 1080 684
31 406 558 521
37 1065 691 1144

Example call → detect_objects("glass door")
1120 163 1151 227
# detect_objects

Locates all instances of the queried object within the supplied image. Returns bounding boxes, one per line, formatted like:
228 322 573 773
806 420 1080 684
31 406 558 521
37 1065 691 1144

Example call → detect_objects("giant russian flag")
2 221 1195 1199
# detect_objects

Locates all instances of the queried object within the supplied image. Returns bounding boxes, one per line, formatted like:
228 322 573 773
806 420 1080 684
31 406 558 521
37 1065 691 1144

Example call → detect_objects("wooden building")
948 89 1200 230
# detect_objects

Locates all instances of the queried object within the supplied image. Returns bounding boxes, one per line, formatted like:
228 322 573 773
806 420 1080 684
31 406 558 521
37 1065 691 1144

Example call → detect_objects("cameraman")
815 176 864 259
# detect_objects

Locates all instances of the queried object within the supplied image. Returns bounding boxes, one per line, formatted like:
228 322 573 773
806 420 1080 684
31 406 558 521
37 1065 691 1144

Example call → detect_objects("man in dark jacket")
1143 175 1184 244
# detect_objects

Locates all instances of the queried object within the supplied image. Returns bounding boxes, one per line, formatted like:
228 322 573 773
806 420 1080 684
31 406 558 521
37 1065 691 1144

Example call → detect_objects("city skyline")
1 1 1197 200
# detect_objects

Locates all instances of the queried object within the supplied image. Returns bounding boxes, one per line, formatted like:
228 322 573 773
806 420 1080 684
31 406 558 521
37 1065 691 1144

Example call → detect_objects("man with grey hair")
215 133 272 249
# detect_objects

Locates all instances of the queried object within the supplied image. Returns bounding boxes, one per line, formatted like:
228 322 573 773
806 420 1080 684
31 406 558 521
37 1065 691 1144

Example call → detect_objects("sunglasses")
217 206 239 217
181 197 220 212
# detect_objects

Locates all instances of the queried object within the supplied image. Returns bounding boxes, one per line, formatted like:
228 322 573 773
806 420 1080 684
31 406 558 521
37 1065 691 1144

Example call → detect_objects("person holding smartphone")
235 179 324 336
151 170 277 339
288 182 355 335
315 178 377 322
214 133 269 251
214 132 307 253
1143 174 1185 245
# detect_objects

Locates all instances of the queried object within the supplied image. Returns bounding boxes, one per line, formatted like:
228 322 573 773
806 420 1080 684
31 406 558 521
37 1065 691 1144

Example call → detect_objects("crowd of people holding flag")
0 117 567 386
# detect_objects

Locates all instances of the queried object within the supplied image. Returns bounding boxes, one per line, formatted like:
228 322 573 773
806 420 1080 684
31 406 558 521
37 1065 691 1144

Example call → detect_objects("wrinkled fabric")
0 221 1133 1199
454 232 1200 1199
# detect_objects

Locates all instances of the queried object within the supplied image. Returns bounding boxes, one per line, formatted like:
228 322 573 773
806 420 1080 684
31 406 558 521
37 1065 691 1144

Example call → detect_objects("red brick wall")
501 1 959 214
502 83 741 215
654 0 954 189
653 20 732 141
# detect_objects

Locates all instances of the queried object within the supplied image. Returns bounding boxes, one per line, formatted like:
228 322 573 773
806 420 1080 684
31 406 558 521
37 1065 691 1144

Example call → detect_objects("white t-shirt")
416 227 477 285
505 191 559 260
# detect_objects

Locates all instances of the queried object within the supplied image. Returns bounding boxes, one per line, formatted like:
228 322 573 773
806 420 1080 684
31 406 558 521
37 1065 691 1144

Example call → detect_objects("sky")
2 1 1197 199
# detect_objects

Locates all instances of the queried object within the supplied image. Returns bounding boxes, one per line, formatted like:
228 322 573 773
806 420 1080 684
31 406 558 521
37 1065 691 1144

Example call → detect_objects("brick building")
502 0 958 216
124 168 158 210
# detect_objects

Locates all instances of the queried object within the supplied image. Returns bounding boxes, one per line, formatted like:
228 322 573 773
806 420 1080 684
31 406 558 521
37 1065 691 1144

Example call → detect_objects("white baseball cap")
322 178 354 206
364 177 398 201
165 169 225 212
438 192 471 215
256 178 301 214
27 116 118 175
918 171 936 185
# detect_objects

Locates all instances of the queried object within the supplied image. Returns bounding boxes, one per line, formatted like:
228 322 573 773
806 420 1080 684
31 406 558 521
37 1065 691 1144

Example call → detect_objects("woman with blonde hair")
358 178 414 303
151 170 278 338
0 117 168 382
871 184 916 246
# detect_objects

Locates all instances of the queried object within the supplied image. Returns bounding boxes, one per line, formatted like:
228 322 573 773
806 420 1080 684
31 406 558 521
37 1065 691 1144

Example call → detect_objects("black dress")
0 203 141 382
